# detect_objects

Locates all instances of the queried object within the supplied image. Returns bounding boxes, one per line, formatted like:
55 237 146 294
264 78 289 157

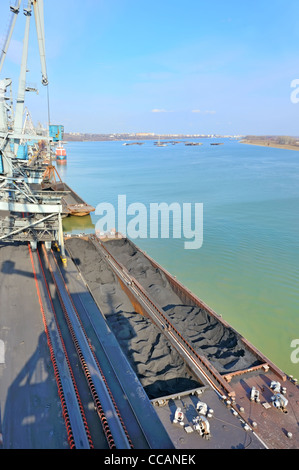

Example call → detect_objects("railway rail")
28 242 94 449
28 241 155 449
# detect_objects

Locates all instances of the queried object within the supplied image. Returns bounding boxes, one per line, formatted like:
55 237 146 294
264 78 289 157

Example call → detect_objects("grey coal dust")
65 237 261 399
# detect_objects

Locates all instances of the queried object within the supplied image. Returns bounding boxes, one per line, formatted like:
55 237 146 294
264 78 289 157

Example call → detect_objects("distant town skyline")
0 0 299 136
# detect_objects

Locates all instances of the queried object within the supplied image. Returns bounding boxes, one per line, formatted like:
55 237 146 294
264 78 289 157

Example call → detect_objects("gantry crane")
0 0 66 263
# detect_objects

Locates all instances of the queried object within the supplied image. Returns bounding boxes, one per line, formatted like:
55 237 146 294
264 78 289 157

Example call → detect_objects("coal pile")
104 237 261 374
65 237 201 399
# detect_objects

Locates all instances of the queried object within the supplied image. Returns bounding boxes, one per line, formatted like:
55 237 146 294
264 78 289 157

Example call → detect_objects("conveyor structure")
0 1 66 260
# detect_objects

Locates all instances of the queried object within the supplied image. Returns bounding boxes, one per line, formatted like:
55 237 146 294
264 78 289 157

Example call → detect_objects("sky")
1 0 299 135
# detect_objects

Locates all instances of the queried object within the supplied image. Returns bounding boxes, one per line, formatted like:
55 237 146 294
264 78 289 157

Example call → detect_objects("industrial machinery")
0 0 66 262
172 407 185 426
193 415 211 438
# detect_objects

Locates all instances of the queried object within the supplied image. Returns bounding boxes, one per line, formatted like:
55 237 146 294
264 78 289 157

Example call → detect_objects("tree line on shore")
244 135 299 146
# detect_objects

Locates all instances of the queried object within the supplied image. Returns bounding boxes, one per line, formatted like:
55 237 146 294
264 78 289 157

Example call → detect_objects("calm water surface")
60 138 299 376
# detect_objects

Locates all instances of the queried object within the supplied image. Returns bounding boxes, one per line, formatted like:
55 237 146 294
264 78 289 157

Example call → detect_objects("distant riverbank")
64 132 241 142
240 138 299 151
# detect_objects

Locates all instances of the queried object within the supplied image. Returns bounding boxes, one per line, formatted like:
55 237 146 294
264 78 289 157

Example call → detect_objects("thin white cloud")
192 109 216 114
152 108 168 113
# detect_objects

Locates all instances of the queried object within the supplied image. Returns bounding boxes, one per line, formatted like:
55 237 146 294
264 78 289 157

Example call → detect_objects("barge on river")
51 181 95 217
40 166 95 217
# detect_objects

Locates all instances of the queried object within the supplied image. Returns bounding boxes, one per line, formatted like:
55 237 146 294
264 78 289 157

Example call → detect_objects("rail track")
27 241 154 449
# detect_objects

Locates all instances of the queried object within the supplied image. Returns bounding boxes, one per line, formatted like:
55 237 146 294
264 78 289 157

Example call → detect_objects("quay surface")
0 242 68 448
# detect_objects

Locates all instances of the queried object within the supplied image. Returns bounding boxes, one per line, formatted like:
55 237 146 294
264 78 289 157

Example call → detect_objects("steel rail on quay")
28 242 164 449
84 234 299 450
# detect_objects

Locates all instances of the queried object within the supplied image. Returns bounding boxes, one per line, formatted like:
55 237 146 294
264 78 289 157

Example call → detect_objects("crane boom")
14 2 32 136
12 0 49 154
0 1 22 76
0 1 48 87
33 0 48 86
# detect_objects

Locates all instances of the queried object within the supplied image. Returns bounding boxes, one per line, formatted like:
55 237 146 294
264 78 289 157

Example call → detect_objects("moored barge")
65 234 299 449
53 181 95 216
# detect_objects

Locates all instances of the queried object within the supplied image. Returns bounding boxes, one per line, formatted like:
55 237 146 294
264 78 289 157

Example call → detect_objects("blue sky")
1 0 299 135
